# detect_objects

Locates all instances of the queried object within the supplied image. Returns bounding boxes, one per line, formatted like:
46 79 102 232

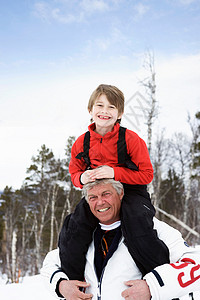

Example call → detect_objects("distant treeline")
0 112 199 283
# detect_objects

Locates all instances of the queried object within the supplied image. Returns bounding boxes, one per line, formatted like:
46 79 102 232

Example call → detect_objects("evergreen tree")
159 168 185 230
64 136 81 213
23 144 66 272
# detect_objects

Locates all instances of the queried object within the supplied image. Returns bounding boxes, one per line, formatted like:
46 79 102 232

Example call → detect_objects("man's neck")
99 220 121 231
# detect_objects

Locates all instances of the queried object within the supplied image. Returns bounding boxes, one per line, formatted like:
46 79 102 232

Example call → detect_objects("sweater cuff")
143 272 160 300
56 278 68 298
50 270 69 298
79 173 84 186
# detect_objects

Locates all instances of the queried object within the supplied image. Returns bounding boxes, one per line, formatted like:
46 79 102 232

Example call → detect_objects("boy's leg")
58 197 98 281
121 185 170 276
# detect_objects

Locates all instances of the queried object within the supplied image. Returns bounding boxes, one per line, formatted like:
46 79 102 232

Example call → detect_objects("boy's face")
89 94 122 133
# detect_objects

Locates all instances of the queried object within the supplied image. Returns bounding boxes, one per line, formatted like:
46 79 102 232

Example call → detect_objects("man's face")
87 183 123 225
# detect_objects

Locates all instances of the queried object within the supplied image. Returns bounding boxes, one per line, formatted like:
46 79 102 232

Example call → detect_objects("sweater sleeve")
113 129 154 185
69 135 87 189
144 219 200 300
40 249 68 299
144 250 200 300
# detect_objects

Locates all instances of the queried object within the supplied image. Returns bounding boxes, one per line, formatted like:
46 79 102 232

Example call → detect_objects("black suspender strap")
83 131 90 165
117 126 127 164
76 131 91 168
117 127 139 171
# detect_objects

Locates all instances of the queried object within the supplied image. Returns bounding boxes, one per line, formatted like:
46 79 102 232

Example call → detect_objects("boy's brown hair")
88 84 125 117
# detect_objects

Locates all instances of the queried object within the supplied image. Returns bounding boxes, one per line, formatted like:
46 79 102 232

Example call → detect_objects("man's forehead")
87 184 114 195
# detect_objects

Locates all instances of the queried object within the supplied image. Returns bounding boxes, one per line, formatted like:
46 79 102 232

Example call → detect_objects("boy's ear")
118 112 123 119
89 109 93 123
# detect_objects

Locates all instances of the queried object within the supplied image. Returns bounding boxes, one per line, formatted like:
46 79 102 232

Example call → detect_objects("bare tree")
156 206 199 239
49 184 57 252
170 132 191 224
0 187 22 282
151 129 170 207
186 112 200 239
56 192 71 236
11 228 17 282
33 189 50 273
140 51 159 157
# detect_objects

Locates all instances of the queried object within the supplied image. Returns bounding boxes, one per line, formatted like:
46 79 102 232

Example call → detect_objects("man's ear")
120 190 124 201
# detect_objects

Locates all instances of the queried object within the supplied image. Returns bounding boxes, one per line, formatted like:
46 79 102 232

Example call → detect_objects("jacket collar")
88 122 120 139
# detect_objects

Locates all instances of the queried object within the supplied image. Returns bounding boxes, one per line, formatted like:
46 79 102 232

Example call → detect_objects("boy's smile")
98 115 111 120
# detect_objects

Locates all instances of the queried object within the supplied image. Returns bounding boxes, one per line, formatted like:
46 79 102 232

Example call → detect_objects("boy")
59 84 169 280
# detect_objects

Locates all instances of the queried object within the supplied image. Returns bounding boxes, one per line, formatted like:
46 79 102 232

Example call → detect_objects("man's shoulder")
153 217 181 234
43 248 60 263
153 217 183 247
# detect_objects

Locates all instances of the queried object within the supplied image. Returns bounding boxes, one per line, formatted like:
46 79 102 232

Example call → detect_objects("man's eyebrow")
88 193 97 197
102 190 113 194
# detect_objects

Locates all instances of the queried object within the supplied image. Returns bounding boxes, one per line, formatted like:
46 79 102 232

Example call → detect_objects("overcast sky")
0 0 200 190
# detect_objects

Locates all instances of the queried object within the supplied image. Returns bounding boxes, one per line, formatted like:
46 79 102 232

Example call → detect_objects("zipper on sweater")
99 137 104 163
97 282 101 300
94 264 106 300
95 231 123 299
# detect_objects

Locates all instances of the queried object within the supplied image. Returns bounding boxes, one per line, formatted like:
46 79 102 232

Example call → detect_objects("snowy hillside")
1 274 200 299
0 274 55 300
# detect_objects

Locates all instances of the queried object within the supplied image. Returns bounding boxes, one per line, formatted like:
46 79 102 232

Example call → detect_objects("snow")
1 273 200 299
0 274 56 300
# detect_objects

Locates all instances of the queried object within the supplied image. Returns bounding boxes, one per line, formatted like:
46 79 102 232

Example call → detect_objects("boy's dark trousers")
121 184 169 276
58 184 169 280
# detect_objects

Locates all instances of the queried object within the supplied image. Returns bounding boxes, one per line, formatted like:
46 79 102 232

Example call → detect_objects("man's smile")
97 207 110 212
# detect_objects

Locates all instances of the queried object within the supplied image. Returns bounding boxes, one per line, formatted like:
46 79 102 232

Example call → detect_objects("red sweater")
69 123 154 188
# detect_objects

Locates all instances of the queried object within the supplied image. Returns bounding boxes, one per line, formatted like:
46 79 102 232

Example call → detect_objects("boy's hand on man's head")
89 165 114 180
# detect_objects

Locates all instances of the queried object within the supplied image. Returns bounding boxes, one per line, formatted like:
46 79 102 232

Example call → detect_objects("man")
41 179 200 300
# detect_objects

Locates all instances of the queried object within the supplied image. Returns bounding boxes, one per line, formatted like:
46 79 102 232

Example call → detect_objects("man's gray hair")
82 178 124 201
